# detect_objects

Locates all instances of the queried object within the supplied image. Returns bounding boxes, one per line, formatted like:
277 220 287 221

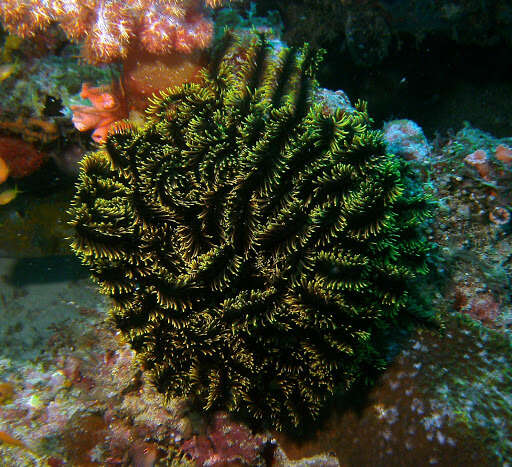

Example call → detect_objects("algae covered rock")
69 33 433 429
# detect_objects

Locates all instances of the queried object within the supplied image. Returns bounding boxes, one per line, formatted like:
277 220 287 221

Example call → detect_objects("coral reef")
275 314 512 465
121 48 207 112
0 1 233 142
0 273 196 465
0 0 229 64
69 32 433 429
0 136 47 179
427 124 512 331
383 119 431 163
70 82 129 143
0 1 511 465
0 40 114 150
0 255 510 464
181 412 267 465
70 50 209 142
0 117 59 145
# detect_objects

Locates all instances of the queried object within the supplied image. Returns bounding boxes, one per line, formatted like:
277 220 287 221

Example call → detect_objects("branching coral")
0 0 228 63
69 32 433 429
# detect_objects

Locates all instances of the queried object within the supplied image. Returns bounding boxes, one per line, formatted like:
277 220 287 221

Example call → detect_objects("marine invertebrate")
464 149 490 180
464 293 501 328
71 82 129 143
181 412 267 465
69 33 433 429
489 206 510 226
71 52 208 142
0 136 47 178
495 144 512 165
0 0 228 64
383 119 430 162
121 48 207 112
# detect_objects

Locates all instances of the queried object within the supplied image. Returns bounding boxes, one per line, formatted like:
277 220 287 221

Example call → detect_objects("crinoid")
69 32 433 429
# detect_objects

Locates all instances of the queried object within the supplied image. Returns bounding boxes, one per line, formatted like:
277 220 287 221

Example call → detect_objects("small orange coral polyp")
464 149 490 179
495 144 512 164
489 206 510 225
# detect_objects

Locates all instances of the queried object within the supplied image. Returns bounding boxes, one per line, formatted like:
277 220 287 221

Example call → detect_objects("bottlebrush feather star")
69 33 434 429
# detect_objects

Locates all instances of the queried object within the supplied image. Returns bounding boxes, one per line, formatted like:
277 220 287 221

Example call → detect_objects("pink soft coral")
0 0 228 64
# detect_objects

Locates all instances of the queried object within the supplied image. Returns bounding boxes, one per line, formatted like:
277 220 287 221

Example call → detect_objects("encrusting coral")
69 32 433 429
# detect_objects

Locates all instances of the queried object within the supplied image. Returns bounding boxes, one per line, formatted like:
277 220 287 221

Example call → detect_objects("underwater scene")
0 0 511 465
